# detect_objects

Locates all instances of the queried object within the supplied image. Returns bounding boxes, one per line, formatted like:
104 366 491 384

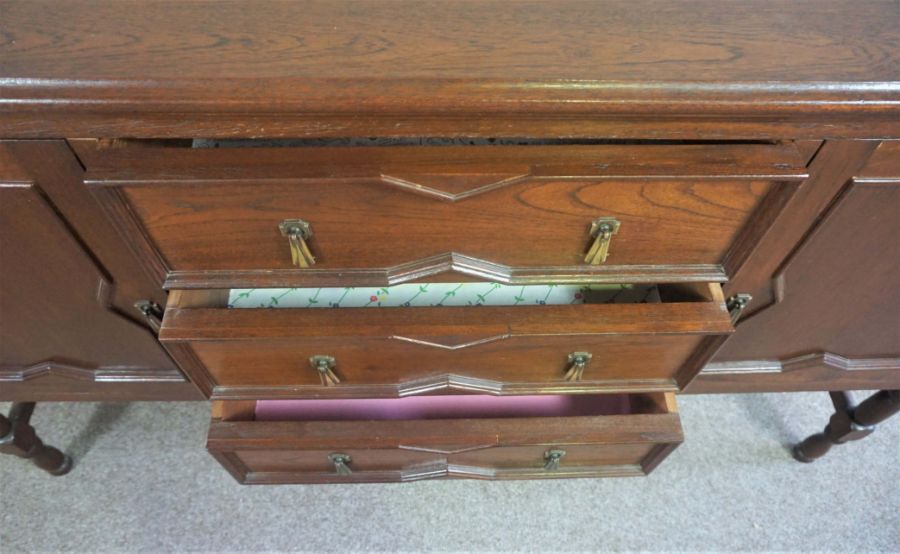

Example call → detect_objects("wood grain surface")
80 142 805 286
859 141 900 179
2 1 896 82
162 290 732 398
208 393 682 483
691 147 900 393
2 1 899 138
0 141 199 401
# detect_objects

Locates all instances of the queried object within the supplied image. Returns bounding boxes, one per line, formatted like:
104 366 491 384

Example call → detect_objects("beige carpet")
1 393 898 553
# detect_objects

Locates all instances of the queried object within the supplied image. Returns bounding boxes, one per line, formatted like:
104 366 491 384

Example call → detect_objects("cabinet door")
692 141 900 392
0 141 199 400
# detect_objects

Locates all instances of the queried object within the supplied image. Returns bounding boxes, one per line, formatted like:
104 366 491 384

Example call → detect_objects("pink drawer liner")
255 394 632 421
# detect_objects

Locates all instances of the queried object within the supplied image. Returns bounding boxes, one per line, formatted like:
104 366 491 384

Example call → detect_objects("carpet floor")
1 392 898 553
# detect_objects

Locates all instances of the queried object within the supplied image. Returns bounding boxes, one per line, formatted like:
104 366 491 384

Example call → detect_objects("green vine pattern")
228 283 657 308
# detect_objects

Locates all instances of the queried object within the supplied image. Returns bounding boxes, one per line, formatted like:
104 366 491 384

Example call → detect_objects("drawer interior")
219 392 672 423
255 392 649 421
208 392 682 483
175 281 720 311
228 282 661 309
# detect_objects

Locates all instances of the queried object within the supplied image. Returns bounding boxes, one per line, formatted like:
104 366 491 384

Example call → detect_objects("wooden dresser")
1 0 898 483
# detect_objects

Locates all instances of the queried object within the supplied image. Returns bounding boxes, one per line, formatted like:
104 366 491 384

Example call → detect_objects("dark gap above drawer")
75 139 806 181
191 138 778 148
79 138 780 152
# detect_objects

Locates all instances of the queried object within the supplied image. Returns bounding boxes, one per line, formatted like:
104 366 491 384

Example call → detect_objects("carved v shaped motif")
390 334 510 350
400 443 498 455
380 173 531 201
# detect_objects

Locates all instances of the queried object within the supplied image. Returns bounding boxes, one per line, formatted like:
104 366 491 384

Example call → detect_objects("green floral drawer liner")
228 283 659 309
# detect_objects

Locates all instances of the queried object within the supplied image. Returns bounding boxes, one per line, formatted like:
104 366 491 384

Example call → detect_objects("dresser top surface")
2 0 899 136
2 0 898 83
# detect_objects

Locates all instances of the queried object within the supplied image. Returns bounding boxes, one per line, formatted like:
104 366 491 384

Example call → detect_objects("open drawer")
159 282 733 399
208 392 682 484
76 140 807 289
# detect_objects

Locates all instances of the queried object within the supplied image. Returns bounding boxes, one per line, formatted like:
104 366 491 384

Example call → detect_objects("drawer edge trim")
162 263 729 290
207 377 680 400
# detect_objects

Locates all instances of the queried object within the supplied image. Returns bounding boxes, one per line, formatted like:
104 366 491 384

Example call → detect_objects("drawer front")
185 334 709 394
230 448 442 475
160 285 733 398
218 444 663 483
81 143 807 288
207 394 683 484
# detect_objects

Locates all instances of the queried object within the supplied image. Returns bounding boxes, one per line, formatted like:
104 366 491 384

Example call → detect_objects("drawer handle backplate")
543 449 567 471
279 218 316 267
585 217 620 265
328 453 353 475
134 299 164 333
563 351 593 382
726 293 752 325
309 355 340 386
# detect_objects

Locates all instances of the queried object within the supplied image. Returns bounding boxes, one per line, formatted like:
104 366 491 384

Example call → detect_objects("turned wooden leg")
793 390 900 463
0 403 73 475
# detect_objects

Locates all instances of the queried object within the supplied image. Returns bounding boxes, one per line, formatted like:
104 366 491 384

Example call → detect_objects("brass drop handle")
279 219 316 267
543 449 566 471
328 453 353 475
563 351 593 382
309 355 340 386
584 217 621 265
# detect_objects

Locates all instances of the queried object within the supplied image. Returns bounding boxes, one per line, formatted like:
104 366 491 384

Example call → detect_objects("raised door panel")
695 145 900 393
0 141 198 400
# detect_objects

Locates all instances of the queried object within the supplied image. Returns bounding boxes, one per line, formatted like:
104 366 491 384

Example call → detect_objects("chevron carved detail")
0 361 98 382
398 463 644 481
379 173 531 201
0 360 186 383
376 252 725 286
243 462 645 483
783 352 900 372
390 334 510 350
394 373 558 396
399 443 498 455
165 254 727 288
701 352 900 375
211 374 676 399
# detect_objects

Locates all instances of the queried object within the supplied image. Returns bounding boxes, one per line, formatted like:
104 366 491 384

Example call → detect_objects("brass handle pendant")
563 351 593 382
543 449 566 471
584 217 620 265
309 355 340 386
279 219 315 267
328 453 353 475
